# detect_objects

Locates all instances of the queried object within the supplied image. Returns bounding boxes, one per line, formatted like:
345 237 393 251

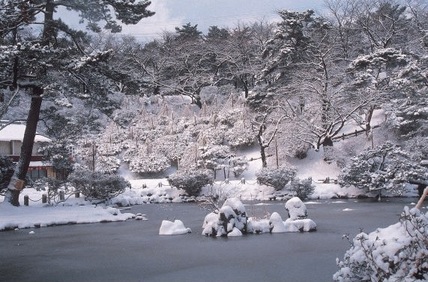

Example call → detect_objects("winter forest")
0 0 428 281
2 0 427 196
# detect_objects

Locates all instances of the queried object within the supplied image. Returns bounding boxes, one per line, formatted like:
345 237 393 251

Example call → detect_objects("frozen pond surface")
0 198 418 282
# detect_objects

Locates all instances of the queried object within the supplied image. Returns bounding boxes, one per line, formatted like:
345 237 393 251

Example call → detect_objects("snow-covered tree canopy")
339 142 427 195
70 1 428 177
1 0 154 122
0 0 154 206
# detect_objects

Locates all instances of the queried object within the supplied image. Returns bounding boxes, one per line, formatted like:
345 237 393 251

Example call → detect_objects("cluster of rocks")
202 197 317 237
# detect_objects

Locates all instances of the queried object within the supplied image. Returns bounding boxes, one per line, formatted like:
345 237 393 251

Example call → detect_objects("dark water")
0 198 419 282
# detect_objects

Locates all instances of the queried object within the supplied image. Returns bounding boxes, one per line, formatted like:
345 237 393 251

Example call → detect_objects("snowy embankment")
0 201 136 231
0 147 361 232
0 139 416 232
0 156 356 232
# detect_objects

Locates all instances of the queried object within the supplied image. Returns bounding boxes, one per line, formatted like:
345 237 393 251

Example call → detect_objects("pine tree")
0 0 154 206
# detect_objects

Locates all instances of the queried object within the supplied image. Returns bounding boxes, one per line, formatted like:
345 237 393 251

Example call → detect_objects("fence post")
59 191 65 201
42 194 47 204
24 195 29 206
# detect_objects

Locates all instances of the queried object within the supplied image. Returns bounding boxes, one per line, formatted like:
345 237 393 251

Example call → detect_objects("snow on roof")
0 123 51 142
29 161 52 167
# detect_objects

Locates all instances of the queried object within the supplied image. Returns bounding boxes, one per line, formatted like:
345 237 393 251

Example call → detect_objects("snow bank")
0 202 134 231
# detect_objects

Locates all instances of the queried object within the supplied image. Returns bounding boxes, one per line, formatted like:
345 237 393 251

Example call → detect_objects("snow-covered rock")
202 197 317 236
159 219 191 235
247 218 270 234
202 197 248 237
269 212 287 233
284 218 317 232
284 197 317 232
285 197 307 220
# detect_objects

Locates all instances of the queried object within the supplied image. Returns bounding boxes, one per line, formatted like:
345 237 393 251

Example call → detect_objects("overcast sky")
120 0 325 41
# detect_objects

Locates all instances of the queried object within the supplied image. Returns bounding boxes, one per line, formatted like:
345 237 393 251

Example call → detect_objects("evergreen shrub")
168 169 214 196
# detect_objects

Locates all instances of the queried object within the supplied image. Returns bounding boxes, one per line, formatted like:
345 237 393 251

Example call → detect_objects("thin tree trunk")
4 88 43 206
256 130 268 168
260 145 268 168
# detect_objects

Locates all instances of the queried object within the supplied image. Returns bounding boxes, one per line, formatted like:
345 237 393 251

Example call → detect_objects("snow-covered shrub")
168 169 214 197
198 145 248 179
385 96 428 138
256 165 297 190
198 145 232 171
229 156 248 177
92 155 121 174
403 136 428 162
288 177 314 200
339 142 427 196
38 141 74 177
124 148 171 174
293 143 311 159
0 156 15 192
334 207 428 281
68 169 130 201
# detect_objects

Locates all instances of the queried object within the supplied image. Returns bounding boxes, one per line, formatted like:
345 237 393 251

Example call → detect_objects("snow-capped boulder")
159 219 191 235
247 218 270 234
269 212 287 233
284 218 317 232
202 197 316 236
201 197 248 237
228 227 243 237
284 197 317 232
285 197 308 220
202 212 220 236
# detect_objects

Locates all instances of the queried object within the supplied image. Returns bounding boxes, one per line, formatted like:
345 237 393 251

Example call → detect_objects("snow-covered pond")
0 198 415 282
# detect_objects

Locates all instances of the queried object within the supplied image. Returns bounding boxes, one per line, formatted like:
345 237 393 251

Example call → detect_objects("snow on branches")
339 142 427 196
334 206 428 281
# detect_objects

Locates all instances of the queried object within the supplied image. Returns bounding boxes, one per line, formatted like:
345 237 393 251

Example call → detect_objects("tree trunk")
4 88 43 206
256 128 268 168
322 136 334 162
365 105 374 136
260 145 268 168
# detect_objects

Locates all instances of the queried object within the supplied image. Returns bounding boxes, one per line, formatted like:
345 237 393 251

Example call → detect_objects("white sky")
120 0 325 41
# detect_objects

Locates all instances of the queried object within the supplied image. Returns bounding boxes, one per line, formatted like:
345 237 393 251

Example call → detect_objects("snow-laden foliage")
287 177 315 200
68 169 130 201
197 145 248 178
168 169 214 197
334 207 428 282
77 94 254 176
256 165 297 190
349 48 408 72
385 97 428 139
38 141 74 175
0 156 15 193
339 142 427 196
